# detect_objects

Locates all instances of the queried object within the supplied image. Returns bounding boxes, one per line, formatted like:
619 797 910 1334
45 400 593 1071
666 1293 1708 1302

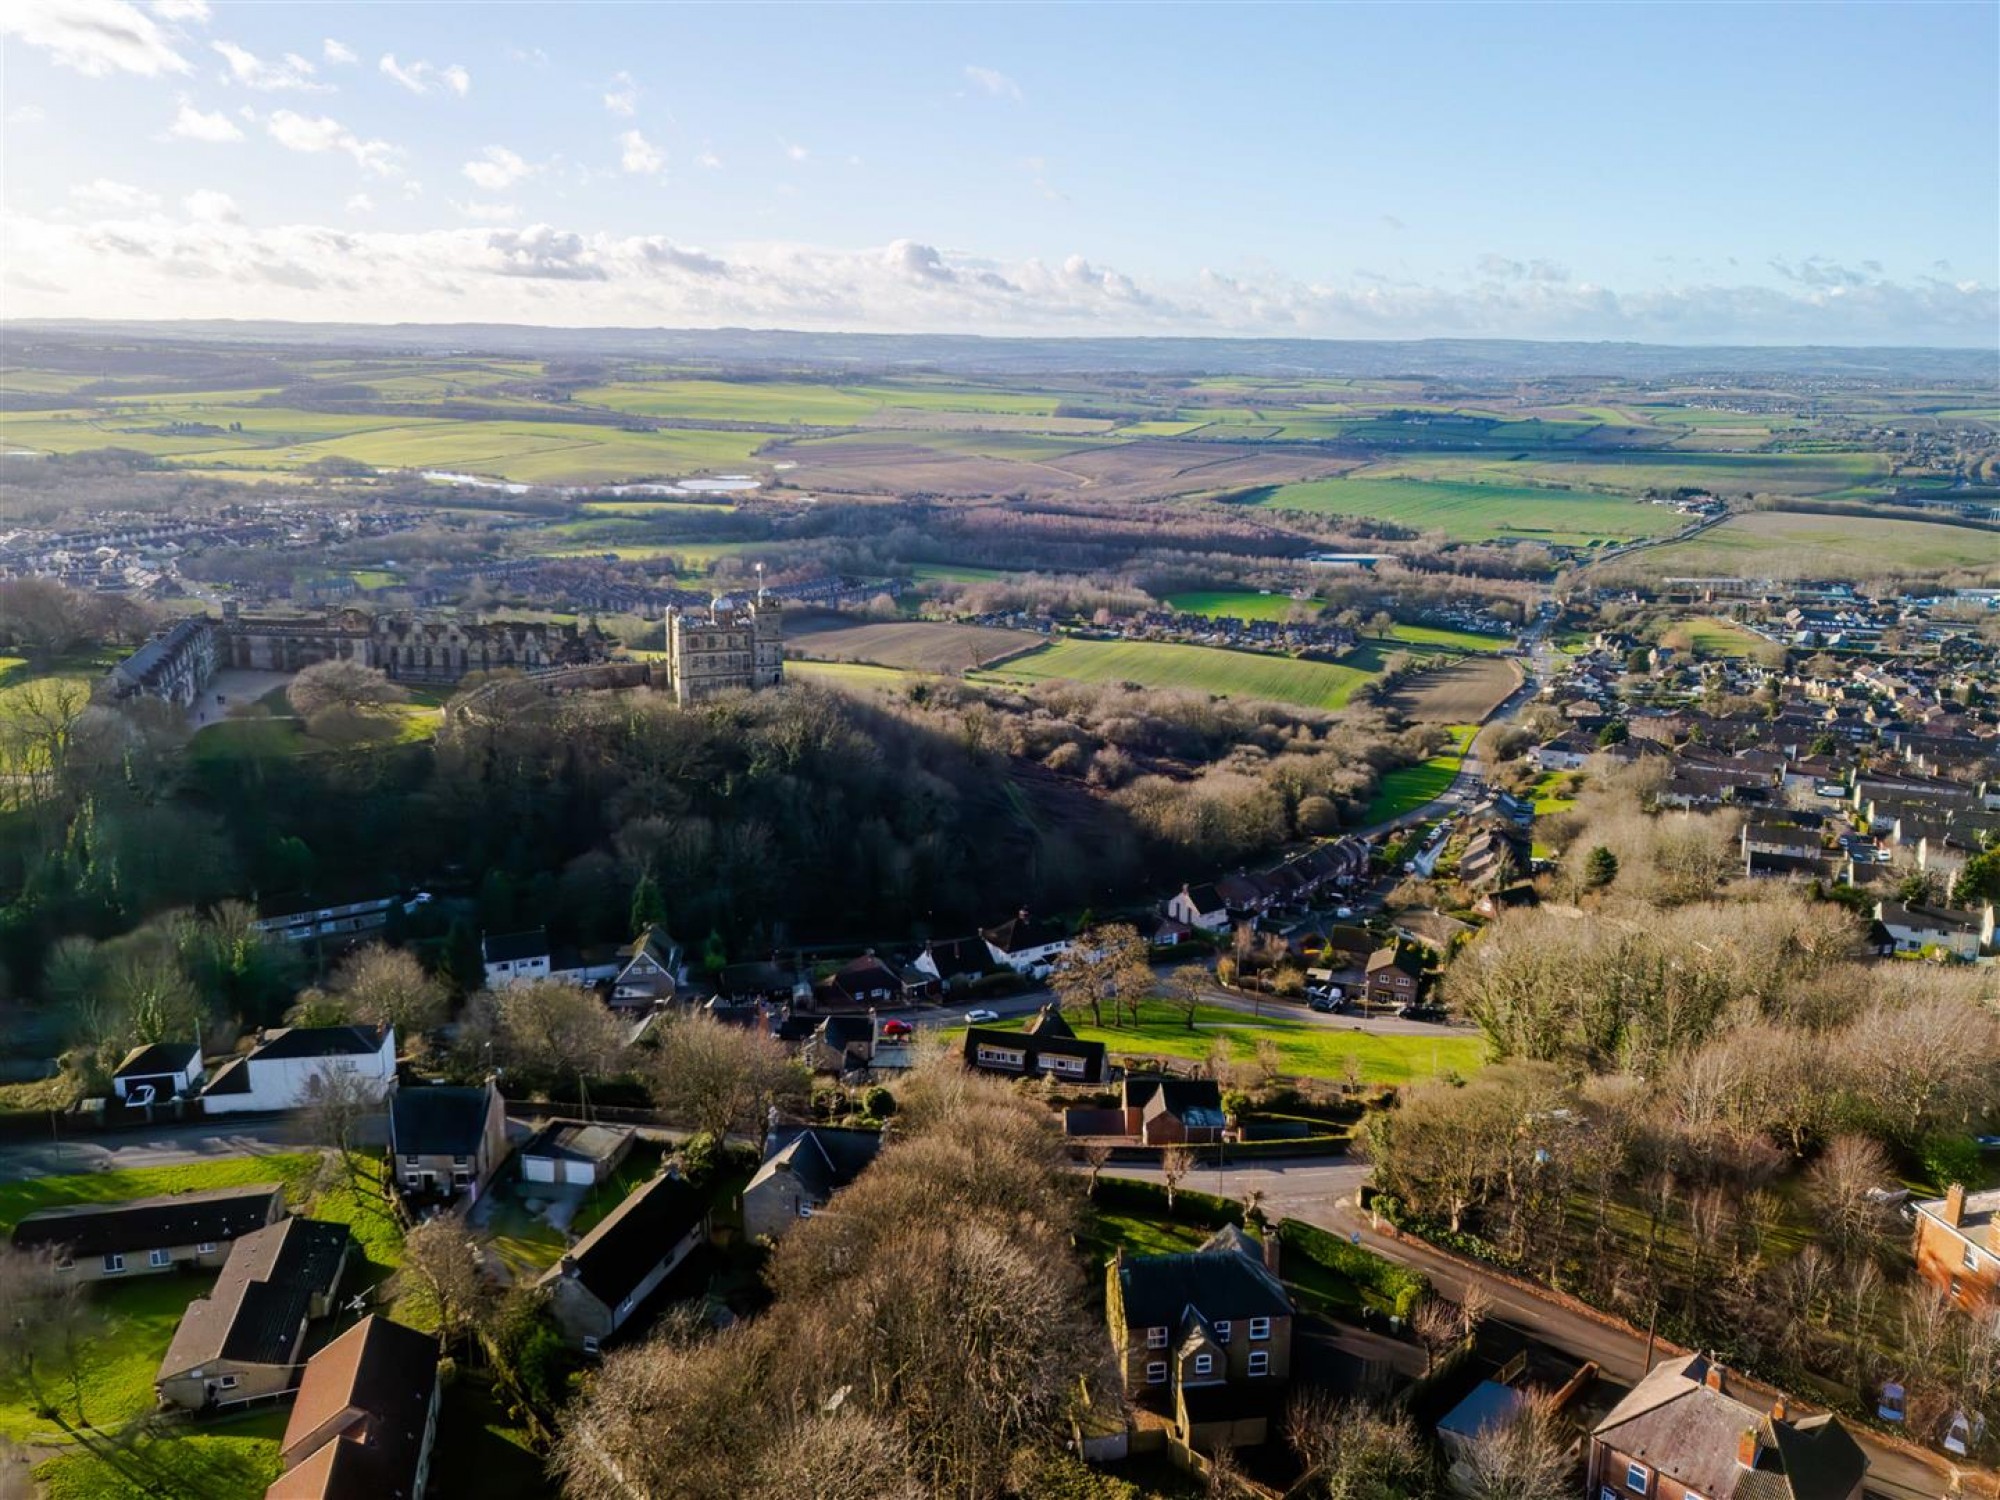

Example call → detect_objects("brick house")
1364 944 1423 1009
1588 1355 1866 1500
388 1082 510 1206
1913 1183 1999 1314
270 1315 440 1500
1107 1225 1293 1454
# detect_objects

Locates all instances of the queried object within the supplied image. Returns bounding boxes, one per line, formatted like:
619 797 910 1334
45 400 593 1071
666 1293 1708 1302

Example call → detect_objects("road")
0 1115 383 1182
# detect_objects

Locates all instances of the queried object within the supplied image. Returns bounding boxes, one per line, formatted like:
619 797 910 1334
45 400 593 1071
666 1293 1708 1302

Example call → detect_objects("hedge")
1091 1175 1241 1229
1278 1217 1427 1320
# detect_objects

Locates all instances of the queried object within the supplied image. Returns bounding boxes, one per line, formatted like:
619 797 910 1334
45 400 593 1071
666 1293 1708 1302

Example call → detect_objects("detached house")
979 909 1071 976
481 929 551 989
1364 944 1423 1009
1108 1225 1294 1454
13 1183 284 1283
1588 1355 1866 1500
964 1006 1107 1085
741 1126 884 1240
202 1026 397 1115
388 1082 510 1205
269 1315 440 1500
1913 1183 1999 1314
538 1171 709 1351
910 937 996 993
1872 900 1995 959
1166 884 1231 935
608 926 679 1012
1067 1075 1225 1146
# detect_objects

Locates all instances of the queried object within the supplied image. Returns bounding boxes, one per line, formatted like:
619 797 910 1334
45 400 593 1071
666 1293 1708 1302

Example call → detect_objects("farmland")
784 615 1036 672
1628 510 2000 580
1388 657 1521 723
1243 476 1676 544
1364 725 1475 823
972 637 1376 710
1162 589 1314 621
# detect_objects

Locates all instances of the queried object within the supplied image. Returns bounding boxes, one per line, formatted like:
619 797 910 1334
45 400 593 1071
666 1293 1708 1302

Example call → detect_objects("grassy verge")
34 1410 286 1500
1364 725 1474 823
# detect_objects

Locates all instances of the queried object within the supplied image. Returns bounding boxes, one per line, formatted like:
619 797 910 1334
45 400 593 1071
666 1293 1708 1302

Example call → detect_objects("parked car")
879 1018 914 1038
1308 996 1341 1014
1399 1004 1448 1023
964 1009 1000 1024
1334 906 1355 919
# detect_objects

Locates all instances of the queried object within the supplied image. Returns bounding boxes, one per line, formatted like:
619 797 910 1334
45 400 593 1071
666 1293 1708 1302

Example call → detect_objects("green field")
1677 617 1764 657
1365 726 1473 824
1385 623 1509 653
1247 476 1675 544
972 637 1373 710
1163 590 1315 621
35 1410 286 1500
786 660 919 692
1635 510 2000 579
909 563 1017 585
946 999 1483 1083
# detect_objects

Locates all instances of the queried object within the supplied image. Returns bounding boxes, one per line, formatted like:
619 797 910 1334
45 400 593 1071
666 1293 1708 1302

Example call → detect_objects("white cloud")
150 0 210 20
167 99 242 141
8 104 48 126
345 192 375 213
452 200 520 223
213 40 323 91
267 109 402 175
603 72 638 116
2 0 189 77
619 130 664 175
782 140 808 163
462 146 532 190
380 54 470 97
696 148 722 171
70 179 161 212
322 38 356 65
964 65 1022 101
181 189 239 222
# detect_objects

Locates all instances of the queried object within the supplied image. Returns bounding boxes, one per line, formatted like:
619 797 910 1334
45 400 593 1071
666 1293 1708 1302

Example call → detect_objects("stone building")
104 617 218 708
218 603 596 685
662 595 783 705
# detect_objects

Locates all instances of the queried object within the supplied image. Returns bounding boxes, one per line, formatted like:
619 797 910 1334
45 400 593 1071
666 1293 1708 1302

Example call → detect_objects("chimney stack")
559 1254 579 1280
1770 1398 1787 1424
1737 1428 1760 1470
1943 1182 1967 1228
1263 1230 1281 1279
1704 1362 1726 1394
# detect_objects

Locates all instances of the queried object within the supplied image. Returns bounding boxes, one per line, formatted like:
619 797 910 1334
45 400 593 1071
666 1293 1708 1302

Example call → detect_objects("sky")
2 0 1997 346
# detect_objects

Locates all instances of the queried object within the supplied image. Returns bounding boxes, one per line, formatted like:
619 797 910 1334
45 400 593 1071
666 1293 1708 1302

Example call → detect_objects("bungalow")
112 1041 204 1104
1872 900 1995 959
1120 1076 1226 1146
740 1126 884 1240
964 1006 1107 1085
519 1121 635 1188
979 909 1071 976
818 953 910 1010
388 1082 510 1205
911 937 997 992
156 1217 350 1411
13 1183 284 1283
202 1025 397 1116
538 1170 709 1351
608 926 679 1012
1364 945 1423 1009
269 1315 440 1500
481 929 551 989
1166 883 1231 935
1529 734 1594 772
714 959 800 1006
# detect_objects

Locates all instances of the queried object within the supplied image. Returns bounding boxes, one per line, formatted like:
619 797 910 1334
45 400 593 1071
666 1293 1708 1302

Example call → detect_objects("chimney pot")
1704 1363 1726 1393
1943 1182 1967 1228
1262 1231 1281 1279
1737 1428 1760 1470
1770 1398 1787 1424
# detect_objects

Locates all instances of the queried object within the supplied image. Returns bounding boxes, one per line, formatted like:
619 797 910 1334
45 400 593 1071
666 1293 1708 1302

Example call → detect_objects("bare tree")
1168 963 1208 1032
1455 1387 1574 1500
1254 1037 1283 1090
302 1064 387 1200
319 944 449 1052
1160 1143 1194 1214
1458 1281 1493 1343
1081 1140 1114 1199
647 1011 805 1146
1285 1391 1432 1500
1411 1296 1462 1375
495 980 627 1084
0 1244 92 1424
287 659 407 720
400 1214 493 1347
1804 1134 1898 1267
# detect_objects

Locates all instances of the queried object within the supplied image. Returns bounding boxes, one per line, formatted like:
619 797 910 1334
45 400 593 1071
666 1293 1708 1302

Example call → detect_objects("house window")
1248 1350 1269 1377
405 1174 421 1188
1193 1354 1213 1377
148 1248 171 1268
404 1155 420 1166
196 1242 216 1254
1966 1244 1981 1272
102 1253 125 1274
1600 1490 1620 1500
1146 1326 1168 1349
1625 1462 1650 1494
1213 1321 1231 1342
1950 1278 1963 1299
453 1155 470 1166
217 1375 238 1390
582 1336 600 1356
1248 1317 1270 1340
1145 1361 1167 1385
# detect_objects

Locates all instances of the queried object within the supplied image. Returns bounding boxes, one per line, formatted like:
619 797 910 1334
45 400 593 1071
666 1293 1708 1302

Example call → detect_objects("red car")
879 1018 914 1038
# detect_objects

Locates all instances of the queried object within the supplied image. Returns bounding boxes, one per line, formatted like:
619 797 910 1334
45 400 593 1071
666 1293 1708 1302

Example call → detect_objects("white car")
1334 906 1355 919
964 1009 1001 1024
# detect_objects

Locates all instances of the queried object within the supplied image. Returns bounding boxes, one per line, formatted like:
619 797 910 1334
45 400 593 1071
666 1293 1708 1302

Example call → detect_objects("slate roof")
918 937 993 982
159 1217 349 1378
1592 1355 1865 1500
481 928 549 964
980 911 1070 954
13 1184 283 1257
1023 1007 1078 1041
389 1086 493 1159
746 1126 884 1204
114 1041 201 1079
1117 1224 1291 1330
274 1315 438 1500
538 1171 706 1310
252 1025 389 1061
1124 1075 1225 1127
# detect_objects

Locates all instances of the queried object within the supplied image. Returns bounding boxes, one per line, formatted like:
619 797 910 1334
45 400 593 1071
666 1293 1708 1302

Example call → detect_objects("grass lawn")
35 1409 286 1500
945 1000 1483 1084
1161 589 1313 622
188 696 440 761
0 1271 215 1441
784 659 918 692
431 1376 546 1500
1385 623 1509 653
908 562 1015 585
1527 770 1581 814
972 637 1374 711
1676 617 1764 657
1246 476 1674 545
1364 726 1474 823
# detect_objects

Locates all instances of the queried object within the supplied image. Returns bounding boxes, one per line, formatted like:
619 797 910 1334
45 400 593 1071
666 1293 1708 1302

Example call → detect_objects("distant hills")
8 318 1996 383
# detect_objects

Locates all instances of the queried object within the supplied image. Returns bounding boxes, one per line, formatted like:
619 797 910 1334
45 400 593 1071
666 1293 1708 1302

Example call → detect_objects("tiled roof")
389 1086 493 1158
274 1316 438 1500
12 1184 283 1258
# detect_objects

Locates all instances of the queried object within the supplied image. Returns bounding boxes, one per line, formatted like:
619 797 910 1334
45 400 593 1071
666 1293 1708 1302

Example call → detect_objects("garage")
518 1120 636 1188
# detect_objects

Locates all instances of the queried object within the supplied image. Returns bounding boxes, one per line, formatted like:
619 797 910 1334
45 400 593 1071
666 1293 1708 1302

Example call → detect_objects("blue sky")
3 0 1996 344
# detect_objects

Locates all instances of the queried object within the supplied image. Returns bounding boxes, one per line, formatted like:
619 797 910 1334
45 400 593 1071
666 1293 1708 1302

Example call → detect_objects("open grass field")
786 660 920 692
908 563 1015 585
1631 510 2000 580
34 1409 287 1500
1162 589 1313 621
1385 623 1509 653
1364 726 1474 824
943 999 1483 1083
1367 449 1892 500
1246 476 1674 544
189 689 440 761
1389 658 1520 724
1675 617 1765 657
784 615 1035 672
972 637 1374 710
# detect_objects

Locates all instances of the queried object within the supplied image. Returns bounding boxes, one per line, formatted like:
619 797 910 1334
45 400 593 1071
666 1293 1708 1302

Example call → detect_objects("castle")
663 596 784 705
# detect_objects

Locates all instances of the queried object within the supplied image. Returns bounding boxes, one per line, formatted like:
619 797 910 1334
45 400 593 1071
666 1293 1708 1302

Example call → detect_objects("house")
1456 827 1525 890
1473 882 1538 920
1364 945 1423 1009
519 1121 635 1188
269 1315 440 1500
1588 1354 1866 1500
979 909 1071 975
1529 733 1594 772
1166 883 1231 935
1105 1075 1226 1146
819 953 909 1010
740 1126 884 1240
112 1041 204 1103
202 1026 397 1115
12 1183 284 1283
714 960 798 1006
1214 871 1277 919
804 1014 879 1075
963 1006 1107 1085
608 926 679 1011
537 1170 708 1350
1107 1224 1293 1454
910 937 996 992
481 929 551 989
1912 1183 1999 1314
1871 900 1995 959
156 1217 350 1411
388 1082 509 1205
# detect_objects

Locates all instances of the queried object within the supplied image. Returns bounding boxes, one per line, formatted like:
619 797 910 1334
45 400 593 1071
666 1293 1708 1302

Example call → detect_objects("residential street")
0 1115 383 1182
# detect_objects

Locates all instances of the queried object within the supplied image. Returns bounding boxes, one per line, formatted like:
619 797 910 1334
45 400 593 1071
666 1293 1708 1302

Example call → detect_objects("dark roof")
1182 883 1225 914
1023 1007 1077 1041
276 1315 439 1500
1124 1075 1224 1124
749 1126 884 1203
389 1085 494 1158
920 937 993 981
541 1171 706 1309
1367 944 1423 977
1117 1225 1291 1329
253 1025 389 1061
963 1023 1106 1076
818 1015 875 1051
482 928 549 964
114 1042 201 1079
159 1217 348 1377
13 1184 283 1257
717 960 792 997
521 1121 633 1165
980 911 1069 953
